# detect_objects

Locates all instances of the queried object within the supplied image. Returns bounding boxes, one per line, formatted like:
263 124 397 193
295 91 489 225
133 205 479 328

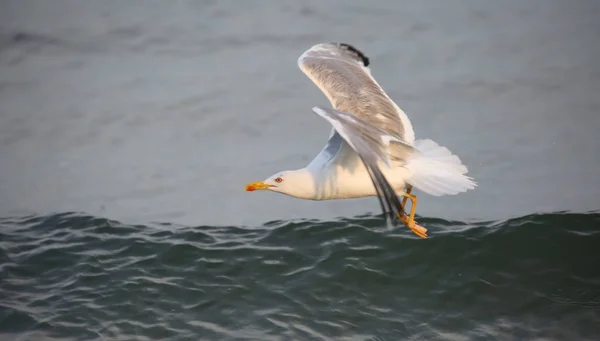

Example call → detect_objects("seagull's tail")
405 139 477 196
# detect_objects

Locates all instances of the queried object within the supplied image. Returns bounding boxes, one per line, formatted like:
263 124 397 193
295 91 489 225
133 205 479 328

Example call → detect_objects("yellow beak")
245 181 273 192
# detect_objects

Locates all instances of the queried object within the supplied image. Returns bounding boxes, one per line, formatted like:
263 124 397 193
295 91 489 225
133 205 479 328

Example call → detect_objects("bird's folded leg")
397 187 427 238
400 185 413 211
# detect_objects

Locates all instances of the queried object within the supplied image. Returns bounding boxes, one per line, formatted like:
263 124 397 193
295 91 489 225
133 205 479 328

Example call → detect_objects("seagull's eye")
274 177 283 183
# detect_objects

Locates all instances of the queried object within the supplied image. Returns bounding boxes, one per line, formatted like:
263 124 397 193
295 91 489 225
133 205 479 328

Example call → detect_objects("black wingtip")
336 43 370 67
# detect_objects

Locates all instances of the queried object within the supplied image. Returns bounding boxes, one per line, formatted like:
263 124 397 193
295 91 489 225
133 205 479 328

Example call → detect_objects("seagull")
245 43 476 238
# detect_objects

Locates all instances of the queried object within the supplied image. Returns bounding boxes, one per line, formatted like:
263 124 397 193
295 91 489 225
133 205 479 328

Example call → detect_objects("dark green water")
1 212 599 340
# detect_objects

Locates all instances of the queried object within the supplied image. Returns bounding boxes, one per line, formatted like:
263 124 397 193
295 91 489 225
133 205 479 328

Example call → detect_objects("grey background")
1 0 599 226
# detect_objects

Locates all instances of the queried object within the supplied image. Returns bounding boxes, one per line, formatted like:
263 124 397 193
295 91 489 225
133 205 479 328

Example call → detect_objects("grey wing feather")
298 42 415 149
306 129 343 170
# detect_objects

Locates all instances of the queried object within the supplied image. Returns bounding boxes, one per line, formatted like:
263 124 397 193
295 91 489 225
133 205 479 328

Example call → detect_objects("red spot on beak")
245 181 270 191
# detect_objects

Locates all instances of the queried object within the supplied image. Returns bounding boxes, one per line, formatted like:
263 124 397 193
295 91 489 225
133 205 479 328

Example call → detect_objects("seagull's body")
284 136 413 201
246 43 476 238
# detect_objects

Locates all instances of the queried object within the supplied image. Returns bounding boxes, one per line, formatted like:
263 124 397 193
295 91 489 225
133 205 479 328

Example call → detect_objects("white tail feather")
406 139 477 196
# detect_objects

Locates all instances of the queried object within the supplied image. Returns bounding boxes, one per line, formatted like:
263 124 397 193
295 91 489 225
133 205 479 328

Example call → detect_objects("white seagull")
245 43 476 238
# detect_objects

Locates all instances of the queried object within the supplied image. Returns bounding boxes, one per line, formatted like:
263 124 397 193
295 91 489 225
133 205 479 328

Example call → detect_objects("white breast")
312 141 412 200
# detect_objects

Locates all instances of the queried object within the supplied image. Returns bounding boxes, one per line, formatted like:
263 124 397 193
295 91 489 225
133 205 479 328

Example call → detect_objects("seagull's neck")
275 168 320 200
286 165 373 201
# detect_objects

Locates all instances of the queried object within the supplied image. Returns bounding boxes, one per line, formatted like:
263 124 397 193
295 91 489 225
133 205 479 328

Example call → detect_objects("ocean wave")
1 211 599 340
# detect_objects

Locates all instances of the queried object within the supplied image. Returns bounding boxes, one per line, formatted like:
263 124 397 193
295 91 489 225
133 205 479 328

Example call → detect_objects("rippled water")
1 213 599 340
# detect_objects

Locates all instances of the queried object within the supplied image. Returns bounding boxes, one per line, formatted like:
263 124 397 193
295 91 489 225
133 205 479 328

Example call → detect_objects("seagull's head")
245 169 316 199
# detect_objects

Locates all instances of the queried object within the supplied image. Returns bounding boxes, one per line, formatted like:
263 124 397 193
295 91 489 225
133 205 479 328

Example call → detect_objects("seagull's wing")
298 42 416 146
306 128 343 170
312 106 415 224
299 42 418 222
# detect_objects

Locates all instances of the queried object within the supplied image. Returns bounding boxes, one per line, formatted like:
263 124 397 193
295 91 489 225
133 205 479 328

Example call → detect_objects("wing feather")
298 42 415 146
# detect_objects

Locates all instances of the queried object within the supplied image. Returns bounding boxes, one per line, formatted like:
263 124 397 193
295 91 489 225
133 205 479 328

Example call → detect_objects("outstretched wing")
312 106 417 224
298 42 415 146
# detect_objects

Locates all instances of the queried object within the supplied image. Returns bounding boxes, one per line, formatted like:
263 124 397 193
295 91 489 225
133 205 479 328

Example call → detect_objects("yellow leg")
396 188 428 238
401 185 412 211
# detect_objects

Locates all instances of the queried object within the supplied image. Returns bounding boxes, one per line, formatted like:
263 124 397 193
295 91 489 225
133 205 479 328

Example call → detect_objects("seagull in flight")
245 42 476 238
